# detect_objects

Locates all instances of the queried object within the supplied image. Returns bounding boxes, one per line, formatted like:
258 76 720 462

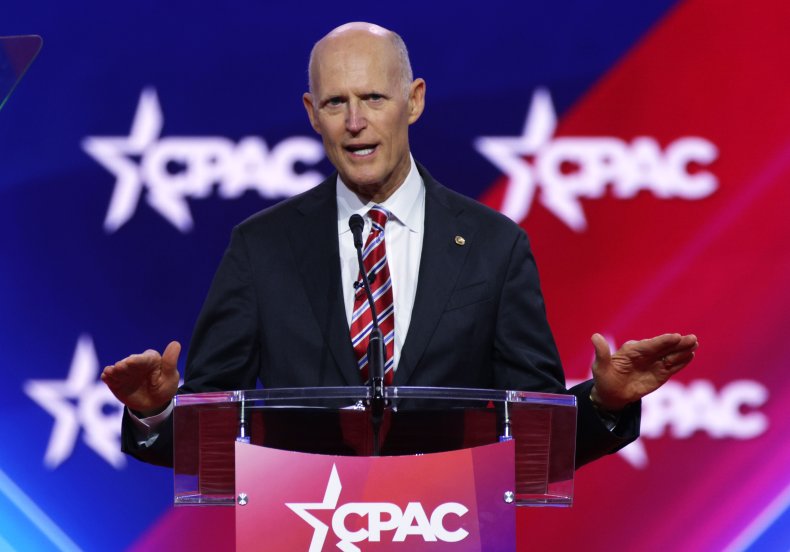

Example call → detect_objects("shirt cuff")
127 401 174 446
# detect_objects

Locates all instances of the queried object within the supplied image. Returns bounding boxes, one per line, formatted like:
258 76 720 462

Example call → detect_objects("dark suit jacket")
122 163 639 467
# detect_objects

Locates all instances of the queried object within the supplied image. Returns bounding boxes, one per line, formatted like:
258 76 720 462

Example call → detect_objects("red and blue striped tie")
350 206 395 384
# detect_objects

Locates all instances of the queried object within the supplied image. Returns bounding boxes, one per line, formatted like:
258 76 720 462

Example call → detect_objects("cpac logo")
25 335 126 469
571 338 769 469
475 89 718 231
287 465 469 552
642 379 768 440
620 378 769 469
83 88 325 233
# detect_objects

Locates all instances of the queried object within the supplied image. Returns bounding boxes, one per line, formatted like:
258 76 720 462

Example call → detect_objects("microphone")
348 214 386 439
349 213 364 249
348 214 385 384
348 213 376 294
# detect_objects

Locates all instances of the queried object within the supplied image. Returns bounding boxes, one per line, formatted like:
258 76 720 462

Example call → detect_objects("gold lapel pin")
454 235 466 246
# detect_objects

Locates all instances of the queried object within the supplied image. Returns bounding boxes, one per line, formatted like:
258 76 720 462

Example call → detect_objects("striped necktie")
350 206 395 384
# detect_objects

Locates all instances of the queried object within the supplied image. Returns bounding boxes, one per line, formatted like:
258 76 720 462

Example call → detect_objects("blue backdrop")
4 1 789 550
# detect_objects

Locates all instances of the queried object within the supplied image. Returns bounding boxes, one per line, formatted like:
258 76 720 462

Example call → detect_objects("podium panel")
235 441 516 551
174 386 576 508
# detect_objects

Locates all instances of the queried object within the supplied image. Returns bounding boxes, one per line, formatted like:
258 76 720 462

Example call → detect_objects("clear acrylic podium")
0 35 42 111
173 386 577 508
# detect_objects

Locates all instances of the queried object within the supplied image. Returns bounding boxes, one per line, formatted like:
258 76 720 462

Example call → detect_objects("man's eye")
368 94 384 101
326 97 344 107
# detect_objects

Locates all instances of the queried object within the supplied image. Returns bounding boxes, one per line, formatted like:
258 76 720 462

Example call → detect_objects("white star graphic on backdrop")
474 88 557 225
24 335 125 469
82 88 165 233
286 464 343 552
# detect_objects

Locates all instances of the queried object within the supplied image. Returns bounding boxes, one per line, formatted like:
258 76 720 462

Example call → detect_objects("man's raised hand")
101 341 181 417
590 333 699 412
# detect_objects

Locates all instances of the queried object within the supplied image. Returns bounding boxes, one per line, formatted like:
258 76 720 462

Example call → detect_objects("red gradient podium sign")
235 441 516 551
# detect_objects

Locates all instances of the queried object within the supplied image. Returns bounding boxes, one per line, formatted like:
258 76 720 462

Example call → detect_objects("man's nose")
346 102 367 133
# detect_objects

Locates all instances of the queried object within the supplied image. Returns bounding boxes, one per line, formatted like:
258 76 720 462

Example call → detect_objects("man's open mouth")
346 144 377 156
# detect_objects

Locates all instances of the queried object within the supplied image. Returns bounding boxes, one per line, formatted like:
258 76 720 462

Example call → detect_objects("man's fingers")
676 334 699 353
111 350 160 374
656 336 699 362
633 333 683 356
665 343 699 360
102 362 136 381
101 345 173 388
662 350 695 368
101 365 137 399
100 367 114 386
633 333 698 358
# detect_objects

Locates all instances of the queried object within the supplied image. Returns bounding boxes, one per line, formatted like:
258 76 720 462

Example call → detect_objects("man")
102 23 698 468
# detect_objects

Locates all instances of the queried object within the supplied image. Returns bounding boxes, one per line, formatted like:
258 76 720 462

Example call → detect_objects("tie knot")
368 206 389 229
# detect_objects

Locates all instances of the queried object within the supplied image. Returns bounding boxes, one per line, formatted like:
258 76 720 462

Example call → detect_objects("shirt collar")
336 155 424 235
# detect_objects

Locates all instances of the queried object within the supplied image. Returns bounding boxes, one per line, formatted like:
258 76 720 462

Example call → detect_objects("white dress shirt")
336 155 426 372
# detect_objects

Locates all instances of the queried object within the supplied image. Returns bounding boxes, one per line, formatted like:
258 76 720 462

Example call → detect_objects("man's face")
303 31 425 202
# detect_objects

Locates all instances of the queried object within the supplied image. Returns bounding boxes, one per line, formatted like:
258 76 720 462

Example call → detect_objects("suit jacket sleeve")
121 225 261 467
494 228 640 468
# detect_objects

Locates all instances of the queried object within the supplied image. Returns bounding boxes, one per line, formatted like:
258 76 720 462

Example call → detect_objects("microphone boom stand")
349 215 386 455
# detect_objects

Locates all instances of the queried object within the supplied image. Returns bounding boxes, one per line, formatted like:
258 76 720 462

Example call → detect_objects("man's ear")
407 78 426 125
303 92 321 134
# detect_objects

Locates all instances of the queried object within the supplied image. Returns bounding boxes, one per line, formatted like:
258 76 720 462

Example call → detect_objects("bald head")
307 22 413 100
301 22 426 202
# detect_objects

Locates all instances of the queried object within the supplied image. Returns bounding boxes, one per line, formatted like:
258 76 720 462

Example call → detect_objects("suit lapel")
284 167 476 387
286 176 360 386
394 168 476 385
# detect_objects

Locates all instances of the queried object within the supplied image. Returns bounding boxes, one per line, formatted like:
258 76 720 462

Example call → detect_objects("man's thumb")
161 341 182 372
591 333 611 365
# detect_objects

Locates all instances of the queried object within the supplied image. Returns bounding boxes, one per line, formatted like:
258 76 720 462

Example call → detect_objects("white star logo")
82 88 170 233
286 464 343 552
475 88 718 231
474 88 558 226
83 88 327 233
24 335 126 469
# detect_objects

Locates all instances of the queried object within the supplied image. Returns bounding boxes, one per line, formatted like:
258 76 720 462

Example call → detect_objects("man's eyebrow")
319 94 346 105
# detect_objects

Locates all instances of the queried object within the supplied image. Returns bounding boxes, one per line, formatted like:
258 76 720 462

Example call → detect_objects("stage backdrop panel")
2 1 789 550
